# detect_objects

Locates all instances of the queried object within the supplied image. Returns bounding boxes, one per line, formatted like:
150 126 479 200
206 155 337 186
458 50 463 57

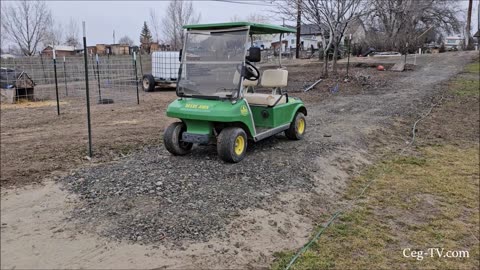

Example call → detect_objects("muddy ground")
1 51 478 269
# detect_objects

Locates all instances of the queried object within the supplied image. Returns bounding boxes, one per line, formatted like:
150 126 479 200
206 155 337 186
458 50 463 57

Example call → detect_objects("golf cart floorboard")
254 124 290 141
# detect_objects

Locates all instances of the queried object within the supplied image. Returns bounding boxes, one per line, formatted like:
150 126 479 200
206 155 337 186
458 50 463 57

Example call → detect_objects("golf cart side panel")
166 98 256 137
249 99 306 129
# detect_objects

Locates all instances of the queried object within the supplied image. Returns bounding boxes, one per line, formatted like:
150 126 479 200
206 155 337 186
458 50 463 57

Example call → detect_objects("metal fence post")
95 54 102 102
346 34 351 78
82 22 93 158
138 50 143 76
63 56 68 96
40 52 47 84
134 51 140 105
53 48 60 115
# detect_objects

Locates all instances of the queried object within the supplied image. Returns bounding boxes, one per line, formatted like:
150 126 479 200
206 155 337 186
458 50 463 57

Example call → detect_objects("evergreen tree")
140 22 153 44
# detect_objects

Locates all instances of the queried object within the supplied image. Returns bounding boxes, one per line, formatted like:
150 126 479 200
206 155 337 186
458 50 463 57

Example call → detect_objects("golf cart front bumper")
182 132 210 144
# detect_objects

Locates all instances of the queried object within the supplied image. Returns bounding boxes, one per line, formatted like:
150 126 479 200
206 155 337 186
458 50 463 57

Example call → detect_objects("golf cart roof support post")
176 28 188 97
279 33 283 67
237 26 251 101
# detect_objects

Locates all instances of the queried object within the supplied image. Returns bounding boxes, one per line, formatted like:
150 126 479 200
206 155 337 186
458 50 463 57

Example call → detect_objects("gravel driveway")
59 52 476 259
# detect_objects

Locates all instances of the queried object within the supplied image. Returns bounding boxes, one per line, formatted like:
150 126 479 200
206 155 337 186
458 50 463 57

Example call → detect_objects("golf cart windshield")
177 28 248 99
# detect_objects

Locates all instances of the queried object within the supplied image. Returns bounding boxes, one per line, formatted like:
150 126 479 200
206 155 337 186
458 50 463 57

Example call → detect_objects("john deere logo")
240 105 248 116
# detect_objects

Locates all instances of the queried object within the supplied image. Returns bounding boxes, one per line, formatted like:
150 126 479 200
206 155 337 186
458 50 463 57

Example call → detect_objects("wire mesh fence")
0 54 153 105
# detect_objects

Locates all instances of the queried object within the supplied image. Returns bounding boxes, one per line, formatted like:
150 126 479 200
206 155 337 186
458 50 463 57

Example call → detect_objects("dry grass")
272 145 479 270
1 100 69 110
272 59 480 270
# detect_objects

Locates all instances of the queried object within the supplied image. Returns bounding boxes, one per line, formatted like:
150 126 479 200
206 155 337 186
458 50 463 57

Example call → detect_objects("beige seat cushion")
244 93 286 106
260 69 288 88
233 70 258 87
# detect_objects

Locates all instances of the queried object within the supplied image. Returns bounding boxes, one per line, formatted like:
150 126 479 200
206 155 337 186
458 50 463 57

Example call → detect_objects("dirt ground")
1 90 177 187
1 51 478 269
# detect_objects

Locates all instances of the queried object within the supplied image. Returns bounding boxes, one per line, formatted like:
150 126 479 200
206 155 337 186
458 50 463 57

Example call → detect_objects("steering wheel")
243 61 260 81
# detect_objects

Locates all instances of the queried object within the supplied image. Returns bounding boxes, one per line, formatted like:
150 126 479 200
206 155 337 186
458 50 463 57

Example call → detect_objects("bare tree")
246 13 271 24
149 10 162 43
118 35 134 46
1 0 53 56
275 0 367 76
230 14 243 22
231 13 271 23
365 0 460 52
162 0 201 50
43 20 63 47
64 18 80 48
304 0 367 74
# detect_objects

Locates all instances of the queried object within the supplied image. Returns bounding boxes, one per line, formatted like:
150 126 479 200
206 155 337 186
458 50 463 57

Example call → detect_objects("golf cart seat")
233 70 258 87
243 69 288 106
260 69 288 88
244 93 286 106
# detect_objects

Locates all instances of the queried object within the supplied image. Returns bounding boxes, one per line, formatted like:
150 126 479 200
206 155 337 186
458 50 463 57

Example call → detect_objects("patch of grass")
464 61 480 74
450 61 480 97
451 78 480 97
272 145 479 269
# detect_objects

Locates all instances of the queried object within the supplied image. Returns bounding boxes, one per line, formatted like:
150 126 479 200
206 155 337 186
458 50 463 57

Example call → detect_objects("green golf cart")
164 22 307 162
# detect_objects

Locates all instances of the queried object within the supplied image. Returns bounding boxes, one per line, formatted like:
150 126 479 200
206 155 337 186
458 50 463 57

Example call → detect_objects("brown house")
42 45 77 58
110 44 130 55
96 44 107 55
86 46 97 55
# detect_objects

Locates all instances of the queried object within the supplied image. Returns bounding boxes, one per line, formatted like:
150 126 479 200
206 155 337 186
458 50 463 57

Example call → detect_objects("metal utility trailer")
142 51 180 91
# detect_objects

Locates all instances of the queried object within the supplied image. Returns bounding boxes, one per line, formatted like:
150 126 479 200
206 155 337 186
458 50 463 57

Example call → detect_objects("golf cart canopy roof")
183 22 296 35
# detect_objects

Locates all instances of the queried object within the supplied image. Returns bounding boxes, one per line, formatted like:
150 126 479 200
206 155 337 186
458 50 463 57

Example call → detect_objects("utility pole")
466 0 473 49
295 0 302 59
113 30 116 44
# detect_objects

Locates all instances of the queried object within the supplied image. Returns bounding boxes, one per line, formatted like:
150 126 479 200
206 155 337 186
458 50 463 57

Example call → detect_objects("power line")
213 0 276 7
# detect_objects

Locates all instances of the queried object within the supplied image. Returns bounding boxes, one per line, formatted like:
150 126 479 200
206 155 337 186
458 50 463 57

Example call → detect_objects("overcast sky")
45 0 479 46
2 0 479 48
47 0 279 45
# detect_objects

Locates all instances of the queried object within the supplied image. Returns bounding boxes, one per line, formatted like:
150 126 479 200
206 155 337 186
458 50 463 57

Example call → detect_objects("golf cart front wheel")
164 122 193 156
217 127 247 163
285 112 306 140
142 74 155 92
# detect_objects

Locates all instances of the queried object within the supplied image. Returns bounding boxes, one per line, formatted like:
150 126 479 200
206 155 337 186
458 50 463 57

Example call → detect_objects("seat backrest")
233 70 258 87
261 69 288 88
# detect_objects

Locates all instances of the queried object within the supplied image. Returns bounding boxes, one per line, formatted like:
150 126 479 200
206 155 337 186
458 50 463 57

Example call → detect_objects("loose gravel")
62 135 332 245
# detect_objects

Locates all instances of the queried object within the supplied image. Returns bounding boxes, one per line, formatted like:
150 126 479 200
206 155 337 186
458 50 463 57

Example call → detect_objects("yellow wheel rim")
297 118 305 134
234 136 245 156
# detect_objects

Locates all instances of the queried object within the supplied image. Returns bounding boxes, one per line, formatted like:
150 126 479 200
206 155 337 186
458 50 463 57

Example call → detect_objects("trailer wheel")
142 74 155 92
217 127 247 163
164 122 193 156
285 112 306 140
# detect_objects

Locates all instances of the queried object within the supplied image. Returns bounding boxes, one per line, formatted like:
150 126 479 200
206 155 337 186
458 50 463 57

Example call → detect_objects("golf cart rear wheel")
217 127 247 163
164 122 193 156
285 112 306 140
142 74 155 92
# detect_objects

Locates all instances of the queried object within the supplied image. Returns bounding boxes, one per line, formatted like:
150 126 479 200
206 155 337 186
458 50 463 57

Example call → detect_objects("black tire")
285 112 306 140
164 122 193 156
217 127 247 163
142 74 155 92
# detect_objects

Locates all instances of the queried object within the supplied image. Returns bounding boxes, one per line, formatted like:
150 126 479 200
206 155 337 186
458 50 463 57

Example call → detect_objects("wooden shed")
110 44 130 55
0 68 35 103
95 44 108 55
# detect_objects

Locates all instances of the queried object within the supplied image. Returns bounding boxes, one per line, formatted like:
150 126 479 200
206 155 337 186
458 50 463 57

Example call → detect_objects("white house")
262 21 365 52
444 36 464 50
265 25 323 52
